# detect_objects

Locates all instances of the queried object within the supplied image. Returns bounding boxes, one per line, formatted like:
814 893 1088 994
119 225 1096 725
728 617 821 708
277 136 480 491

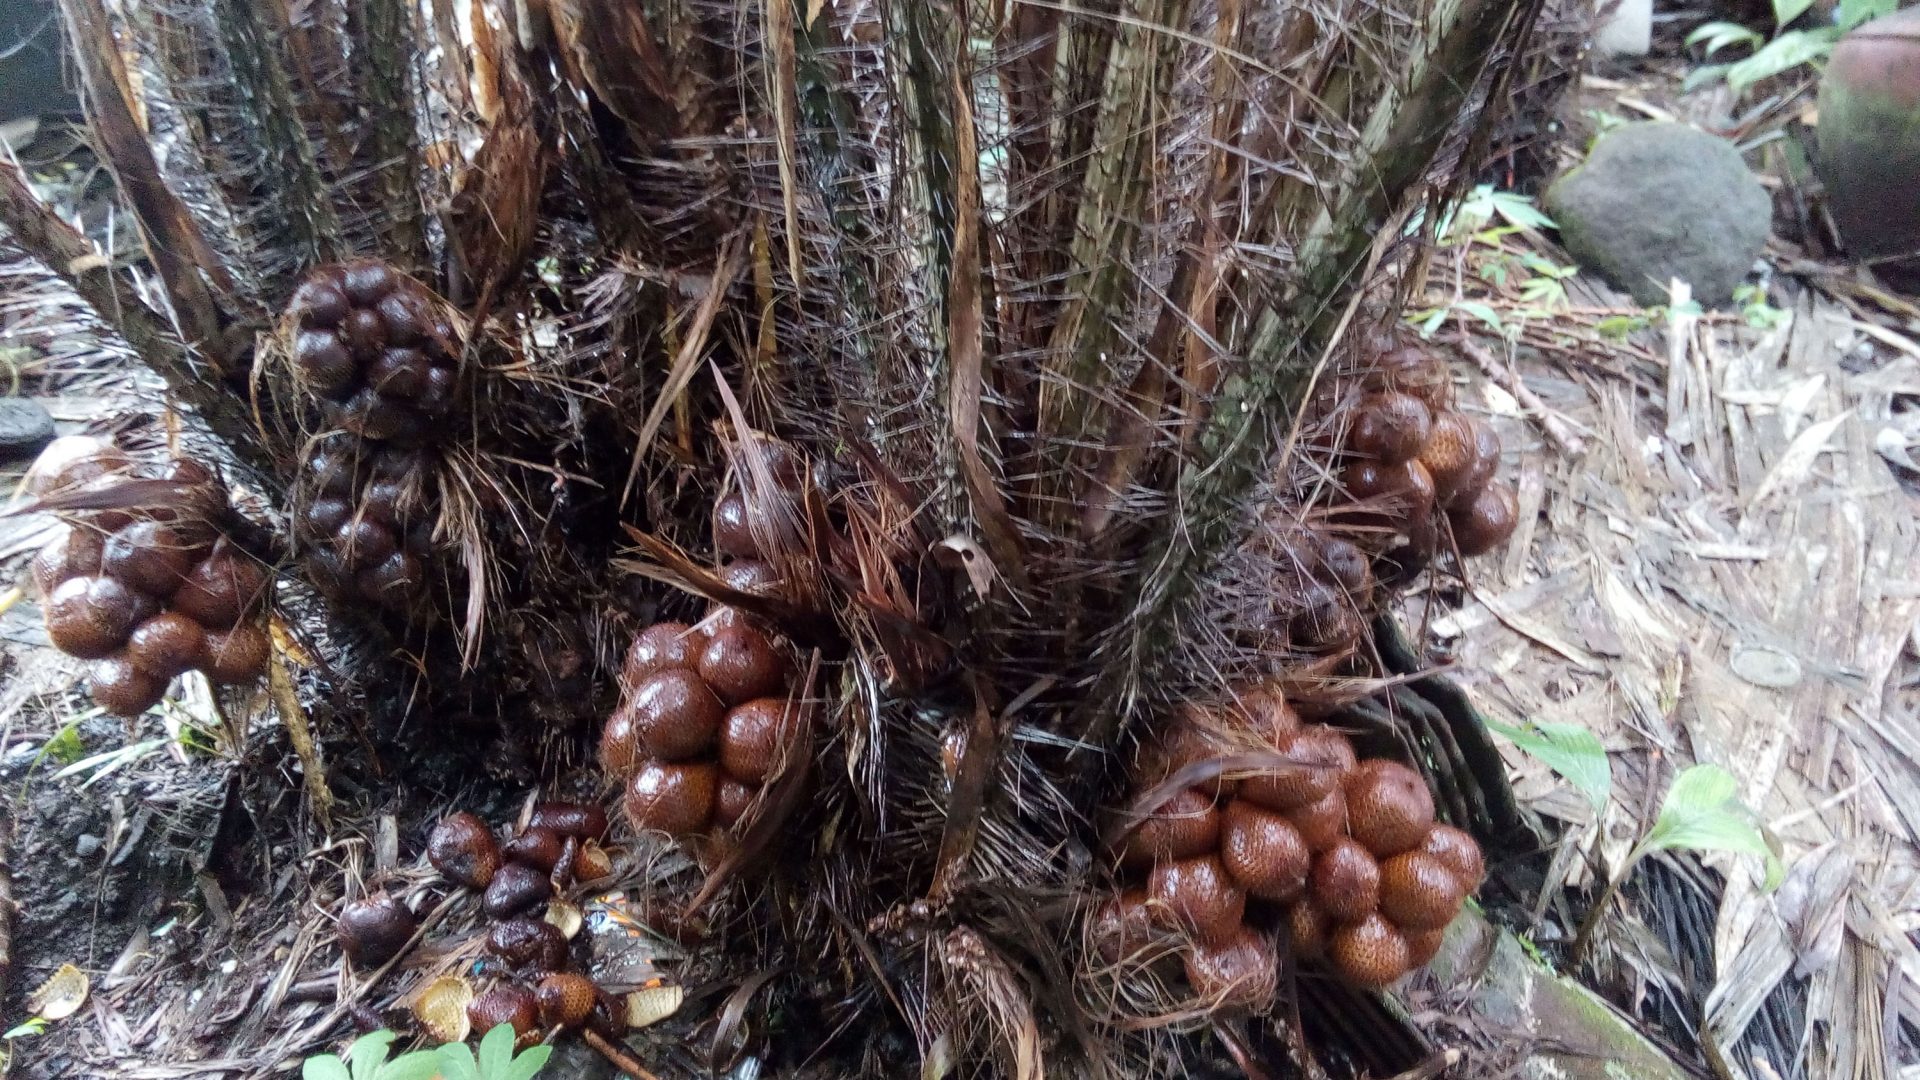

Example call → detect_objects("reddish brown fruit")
202 623 271 684
1366 344 1450 405
1418 411 1478 504
1286 900 1330 961
88 655 166 716
1287 788 1349 852
172 550 266 630
598 704 643 776
1449 482 1518 557
528 801 610 841
483 862 553 919
337 895 415 968
1229 686 1300 746
718 697 803 785
1313 535 1373 596
1090 889 1162 966
536 973 598 1029
1330 913 1411 988
698 624 790 705
1291 585 1366 653
624 761 720 837
1344 760 1435 858
125 612 208 679
626 668 725 761
1341 459 1437 528
486 917 568 972
1142 719 1235 799
467 984 541 1051
503 827 567 874
1183 925 1279 1008
705 559 787 633
1310 839 1381 922
713 492 758 558
1118 787 1221 868
1219 799 1311 902
713 778 757 829
33 529 104 595
335 516 397 570
1239 725 1355 812
1378 851 1466 932
427 811 501 889
29 438 130 497
1347 392 1433 463
102 521 204 598
1452 418 1502 505
620 622 700 688
1147 856 1246 944
1416 824 1485 888
1405 927 1447 969
46 575 149 659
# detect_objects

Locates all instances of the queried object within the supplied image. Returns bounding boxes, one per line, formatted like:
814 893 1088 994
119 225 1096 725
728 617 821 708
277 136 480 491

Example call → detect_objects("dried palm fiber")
0 0 1552 1074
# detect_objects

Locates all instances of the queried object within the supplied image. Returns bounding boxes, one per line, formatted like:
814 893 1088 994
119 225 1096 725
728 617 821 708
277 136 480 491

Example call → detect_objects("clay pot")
1818 8 1920 289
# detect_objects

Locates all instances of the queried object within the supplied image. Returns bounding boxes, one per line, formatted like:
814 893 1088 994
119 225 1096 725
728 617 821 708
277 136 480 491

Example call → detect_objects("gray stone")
0 397 56 459
1544 122 1772 308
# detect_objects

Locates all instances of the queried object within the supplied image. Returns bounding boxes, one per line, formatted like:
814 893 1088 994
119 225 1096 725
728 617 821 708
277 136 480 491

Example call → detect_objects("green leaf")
436 1043 480 1080
1485 717 1612 814
349 1031 397 1080
1836 0 1896 30
1686 21 1765 54
1454 301 1506 333
1683 62 1734 90
1772 0 1814 29
502 1045 554 1080
1416 307 1448 337
477 1023 514 1080
37 724 85 766
1595 315 1645 341
1636 765 1785 889
1726 30 1838 93
376 1050 446 1080
3 1018 49 1040
302 1055 353 1080
1488 191 1554 231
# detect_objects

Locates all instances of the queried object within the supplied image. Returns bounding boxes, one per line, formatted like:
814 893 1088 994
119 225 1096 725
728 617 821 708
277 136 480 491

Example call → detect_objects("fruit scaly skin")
1345 759 1436 858
1183 925 1279 1008
1310 839 1382 922
1377 850 1467 931
338 895 416 969
1218 799 1311 902
467 984 542 1051
428 812 502 889
1117 786 1222 869
483 862 553 919
624 760 720 837
1147 856 1247 945
1331 913 1412 988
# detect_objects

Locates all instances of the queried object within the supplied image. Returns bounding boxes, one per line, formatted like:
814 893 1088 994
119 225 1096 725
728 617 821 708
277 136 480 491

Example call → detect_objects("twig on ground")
1455 333 1588 456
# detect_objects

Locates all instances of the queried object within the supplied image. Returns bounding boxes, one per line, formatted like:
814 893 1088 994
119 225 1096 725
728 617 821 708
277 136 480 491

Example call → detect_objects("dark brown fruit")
1377 851 1467 931
483 862 553 919
528 801 610 841
356 550 422 607
626 668 725 761
33 529 105 595
1313 535 1373 595
1147 856 1246 944
369 348 431 397
705 559 787 633
29 438 129 497
1367 344 1449 405
1090 889 1161 966
697 624 790 705
598 704 643 776
101 521 204 598
1341 459 1437 528
1229 686 1300 746
1416 824 1485 888
1451 418 1502 506
503 827 567 874
376 290 429 344
339 386 419 440
303 497 352 539
291 277 350 329
1287 788 1349 852
1142 719 1235 799
1418 411 1478 504
1330 913 1411 988
1347 392 1433 463
126 613 208 679
573 842 614 883
337 895 415 968
1286 900 1329 960
1291 582 1366 653
1344 760 1435 858
536 973 598 1029
89 655 166 716
1219 799 1311 902
1449 482 1518 557
620 622 700 688
427 811 502 889
172 550 266 630
714 778 757 829
713 492 758 559
467 984 540 1051
294 331 356 395
46 576 150 659
1310 839 1381 922
1118 786 1222 869
486 917 568 972
718 697 803 786
202 623 271 684
1239 725 1355 812
623 761 720 837
1183 925 1278 1008
335 516 397 570
1405 927 1447 969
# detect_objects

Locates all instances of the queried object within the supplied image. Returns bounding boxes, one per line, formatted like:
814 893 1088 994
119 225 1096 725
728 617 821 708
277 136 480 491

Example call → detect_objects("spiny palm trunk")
0 0 1543 1074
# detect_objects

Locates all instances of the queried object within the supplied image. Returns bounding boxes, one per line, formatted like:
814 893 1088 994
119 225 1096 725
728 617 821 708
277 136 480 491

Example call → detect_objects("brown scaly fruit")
1417 824 1485 888
288 260 461 440
1377 850 1468 931
1146 856 1247 944
1183 925 1279 1008
1117 786 1221 869
1287 788 1350 852
1449 482 1519 556
1310 839 1381 922
620 621 701 688
527 801 609 841
1346 392 1433 464
718 697 803 786
1090 889 1162 966
1286 899 1330 961
697 624 791 705
1344 759 1436 858
467 984 541 1051
1239 725 1355 812
503 827 567 873
536 973 599 1029
337 895 416 969
427 812 502 889
624 760 720 837
625 669 726 761
486 917 569 972
1218 799 1311 902
1330 913 1411 989
482 862 553 919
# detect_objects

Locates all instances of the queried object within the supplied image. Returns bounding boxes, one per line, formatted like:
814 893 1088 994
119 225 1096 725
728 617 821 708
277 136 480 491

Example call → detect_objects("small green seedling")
302 1026 552 1080
1686 0 1898 97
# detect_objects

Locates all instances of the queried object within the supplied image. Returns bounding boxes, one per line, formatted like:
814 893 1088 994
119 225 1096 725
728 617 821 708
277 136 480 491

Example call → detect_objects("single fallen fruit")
427 811 502 890
337 895 416 969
